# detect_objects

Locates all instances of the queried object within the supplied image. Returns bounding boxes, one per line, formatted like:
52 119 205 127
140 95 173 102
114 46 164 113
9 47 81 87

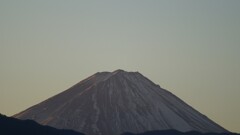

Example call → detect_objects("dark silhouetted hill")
122 130 239 135
0 114 84 135
0 113 238 135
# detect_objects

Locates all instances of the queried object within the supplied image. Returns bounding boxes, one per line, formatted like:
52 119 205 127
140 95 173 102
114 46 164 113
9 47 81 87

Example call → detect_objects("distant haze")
0 0 240 133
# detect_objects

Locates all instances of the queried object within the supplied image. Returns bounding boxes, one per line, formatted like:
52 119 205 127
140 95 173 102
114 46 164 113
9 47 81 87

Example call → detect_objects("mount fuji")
14 70 228 135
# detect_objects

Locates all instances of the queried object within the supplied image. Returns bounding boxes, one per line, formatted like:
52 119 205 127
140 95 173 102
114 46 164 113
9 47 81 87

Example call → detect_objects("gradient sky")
1 0 240 133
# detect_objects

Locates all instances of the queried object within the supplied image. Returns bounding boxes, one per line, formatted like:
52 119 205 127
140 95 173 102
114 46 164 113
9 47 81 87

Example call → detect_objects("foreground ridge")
122 130 239 135
1 114 238 135
0 114 84 135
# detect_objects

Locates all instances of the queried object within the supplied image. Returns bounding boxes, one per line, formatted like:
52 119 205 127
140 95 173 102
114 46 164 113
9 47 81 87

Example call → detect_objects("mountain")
14 70 228 135
0 114 84 135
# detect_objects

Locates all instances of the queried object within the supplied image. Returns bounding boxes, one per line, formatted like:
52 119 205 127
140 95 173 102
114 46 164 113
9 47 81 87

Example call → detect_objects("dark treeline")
122 130 239 135
0 114 239 135
0 114 84 135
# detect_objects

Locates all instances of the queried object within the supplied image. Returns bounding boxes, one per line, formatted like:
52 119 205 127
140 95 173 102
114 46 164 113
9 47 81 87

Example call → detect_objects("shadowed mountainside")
121 130 239 135
0 114 84 135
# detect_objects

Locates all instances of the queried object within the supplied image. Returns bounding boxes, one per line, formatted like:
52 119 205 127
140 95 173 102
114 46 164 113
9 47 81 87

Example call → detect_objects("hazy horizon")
1 0 240 133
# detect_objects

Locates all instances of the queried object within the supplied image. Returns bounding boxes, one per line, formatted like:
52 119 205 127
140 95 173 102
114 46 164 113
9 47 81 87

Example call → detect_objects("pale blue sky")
1 0 240 132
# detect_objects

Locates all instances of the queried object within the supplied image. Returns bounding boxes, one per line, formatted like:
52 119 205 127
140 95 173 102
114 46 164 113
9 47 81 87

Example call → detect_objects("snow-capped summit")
14 70 228 135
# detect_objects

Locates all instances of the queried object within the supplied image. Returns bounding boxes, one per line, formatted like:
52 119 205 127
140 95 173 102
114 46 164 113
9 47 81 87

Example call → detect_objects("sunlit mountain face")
14 70 228 135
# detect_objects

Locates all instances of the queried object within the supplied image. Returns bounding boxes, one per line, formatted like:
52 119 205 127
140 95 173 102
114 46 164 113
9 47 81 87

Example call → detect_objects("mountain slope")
0 114 84 135
14 70 228 135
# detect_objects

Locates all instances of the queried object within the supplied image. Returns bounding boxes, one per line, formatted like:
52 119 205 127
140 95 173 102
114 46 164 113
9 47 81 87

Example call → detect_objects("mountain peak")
111 69 138 76
113 69 125 73
95 69 140 80
95 69 130 75
97 69 139 75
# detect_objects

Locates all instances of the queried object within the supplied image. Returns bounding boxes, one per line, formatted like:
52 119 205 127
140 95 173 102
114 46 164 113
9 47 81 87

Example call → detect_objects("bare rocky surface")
14 70 228 135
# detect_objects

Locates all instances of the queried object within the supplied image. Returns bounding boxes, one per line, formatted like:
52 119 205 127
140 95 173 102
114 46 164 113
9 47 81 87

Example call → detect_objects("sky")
0 0 240 133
